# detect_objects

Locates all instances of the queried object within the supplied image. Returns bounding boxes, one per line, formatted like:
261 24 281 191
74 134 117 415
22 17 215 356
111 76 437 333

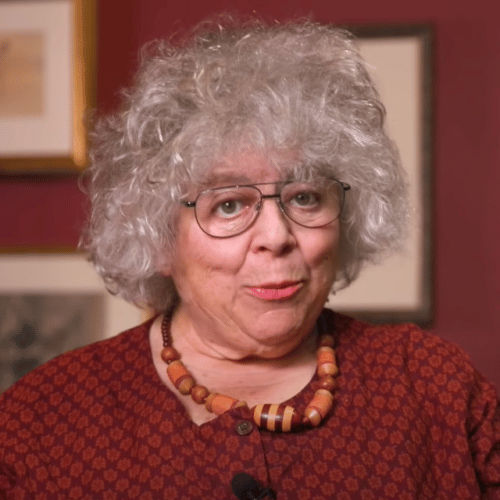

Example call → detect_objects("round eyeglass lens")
280 179 344 228
194 186 261 237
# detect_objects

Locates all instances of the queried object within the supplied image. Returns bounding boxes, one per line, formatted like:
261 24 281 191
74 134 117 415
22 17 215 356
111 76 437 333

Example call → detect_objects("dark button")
235 420 253 436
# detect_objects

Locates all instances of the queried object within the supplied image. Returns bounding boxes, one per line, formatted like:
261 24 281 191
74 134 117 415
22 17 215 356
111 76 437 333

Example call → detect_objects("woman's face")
165 150 340 360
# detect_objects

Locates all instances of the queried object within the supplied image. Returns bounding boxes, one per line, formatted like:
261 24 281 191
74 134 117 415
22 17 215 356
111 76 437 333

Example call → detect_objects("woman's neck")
149 313 318 425
170 300 316 361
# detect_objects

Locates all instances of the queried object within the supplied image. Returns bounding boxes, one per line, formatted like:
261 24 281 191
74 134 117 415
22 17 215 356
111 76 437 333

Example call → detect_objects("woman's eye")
291 191 321 207
214 199 244 217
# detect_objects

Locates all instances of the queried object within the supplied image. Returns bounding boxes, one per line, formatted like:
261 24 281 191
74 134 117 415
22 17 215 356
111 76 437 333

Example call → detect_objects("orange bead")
317 346 335 364
318 363 338 377
252 404 301 432
205 393 240 415
304 389 334 427
317 346 338 377
303 408 320 427
166 360 195 395
161 346 180 364
191 385 209 404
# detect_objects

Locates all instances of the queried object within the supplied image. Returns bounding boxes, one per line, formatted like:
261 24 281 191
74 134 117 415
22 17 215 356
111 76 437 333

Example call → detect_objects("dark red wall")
1 0 499 388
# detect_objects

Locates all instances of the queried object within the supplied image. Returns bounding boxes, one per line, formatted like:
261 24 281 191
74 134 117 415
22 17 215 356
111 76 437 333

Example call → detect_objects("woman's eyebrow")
201 173 254 188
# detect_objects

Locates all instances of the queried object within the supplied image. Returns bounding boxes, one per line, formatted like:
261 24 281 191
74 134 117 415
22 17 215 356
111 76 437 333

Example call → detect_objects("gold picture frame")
0 0 96 174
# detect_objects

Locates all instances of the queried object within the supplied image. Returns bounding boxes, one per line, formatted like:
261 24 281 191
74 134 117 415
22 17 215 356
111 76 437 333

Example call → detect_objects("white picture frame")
329 25 433 325
0 253 143 340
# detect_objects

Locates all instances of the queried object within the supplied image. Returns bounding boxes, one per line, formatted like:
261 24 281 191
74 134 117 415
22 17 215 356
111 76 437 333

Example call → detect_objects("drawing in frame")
0 0 96 174
328 24 433 326
0 253 144 392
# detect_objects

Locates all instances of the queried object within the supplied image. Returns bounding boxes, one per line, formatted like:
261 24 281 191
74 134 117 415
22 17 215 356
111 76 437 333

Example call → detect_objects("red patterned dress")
1 310 499 499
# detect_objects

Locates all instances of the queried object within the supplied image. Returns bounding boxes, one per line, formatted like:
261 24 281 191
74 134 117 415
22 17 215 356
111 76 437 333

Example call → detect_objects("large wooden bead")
166 360 195 395
317 346 338 377
252 404 301 432
205 393 240 415
304 389 334 427
161 346 180 364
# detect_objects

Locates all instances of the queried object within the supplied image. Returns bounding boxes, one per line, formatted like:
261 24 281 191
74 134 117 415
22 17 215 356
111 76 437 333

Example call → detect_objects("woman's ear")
157 251 173 277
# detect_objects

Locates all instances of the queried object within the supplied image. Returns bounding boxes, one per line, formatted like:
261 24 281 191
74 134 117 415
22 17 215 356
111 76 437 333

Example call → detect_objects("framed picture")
0 253 143 391
328 24 433 326
0 0 95 174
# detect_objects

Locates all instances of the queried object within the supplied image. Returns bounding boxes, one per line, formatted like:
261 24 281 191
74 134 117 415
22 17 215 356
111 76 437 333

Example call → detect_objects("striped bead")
317 346 338 377
303 389 334 427
252 404 301 432
166 360 195 395
205 393 241 415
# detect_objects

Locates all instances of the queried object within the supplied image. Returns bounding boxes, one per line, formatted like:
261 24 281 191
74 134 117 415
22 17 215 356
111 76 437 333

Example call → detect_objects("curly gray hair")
81 16 408 312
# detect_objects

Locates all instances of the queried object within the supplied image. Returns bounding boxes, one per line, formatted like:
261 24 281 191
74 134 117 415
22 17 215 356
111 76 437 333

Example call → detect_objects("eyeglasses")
181 178 350 238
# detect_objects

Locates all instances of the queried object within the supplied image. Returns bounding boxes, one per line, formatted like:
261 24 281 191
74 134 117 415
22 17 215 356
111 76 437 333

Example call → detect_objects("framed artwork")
0 293 102 391
0 254 143 391
329 24 433 326
0 0 96 174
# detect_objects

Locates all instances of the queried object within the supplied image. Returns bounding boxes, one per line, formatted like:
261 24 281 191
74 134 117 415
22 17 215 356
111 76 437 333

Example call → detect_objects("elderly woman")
1 17 499 499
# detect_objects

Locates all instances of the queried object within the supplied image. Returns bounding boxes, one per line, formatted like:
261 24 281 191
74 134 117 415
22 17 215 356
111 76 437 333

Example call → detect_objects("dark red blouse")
1 310 499 499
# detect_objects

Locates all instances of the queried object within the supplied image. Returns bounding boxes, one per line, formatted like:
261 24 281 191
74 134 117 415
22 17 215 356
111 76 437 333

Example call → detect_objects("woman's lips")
246 281 304 300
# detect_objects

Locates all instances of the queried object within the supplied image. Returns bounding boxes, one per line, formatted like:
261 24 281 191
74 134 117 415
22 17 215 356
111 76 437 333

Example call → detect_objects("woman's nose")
250 197 297 254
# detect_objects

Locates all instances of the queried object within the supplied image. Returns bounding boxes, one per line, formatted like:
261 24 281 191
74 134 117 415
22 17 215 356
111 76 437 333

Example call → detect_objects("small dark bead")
161 346 180 364
319 334 335 347
318 375 336 392
191 385 209 404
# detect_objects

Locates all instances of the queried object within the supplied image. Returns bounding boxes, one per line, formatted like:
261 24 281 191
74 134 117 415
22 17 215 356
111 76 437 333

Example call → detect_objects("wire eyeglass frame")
181 178 351 238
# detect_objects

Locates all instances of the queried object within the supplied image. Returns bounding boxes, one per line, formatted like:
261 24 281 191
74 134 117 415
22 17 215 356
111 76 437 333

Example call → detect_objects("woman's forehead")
199 149 300 188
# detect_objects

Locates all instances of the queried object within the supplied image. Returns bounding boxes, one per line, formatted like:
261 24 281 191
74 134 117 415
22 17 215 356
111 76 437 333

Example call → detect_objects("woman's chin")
233 316 316 359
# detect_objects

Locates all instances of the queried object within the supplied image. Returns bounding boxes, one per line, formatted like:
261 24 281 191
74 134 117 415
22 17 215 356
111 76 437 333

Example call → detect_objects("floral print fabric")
1 310 499 499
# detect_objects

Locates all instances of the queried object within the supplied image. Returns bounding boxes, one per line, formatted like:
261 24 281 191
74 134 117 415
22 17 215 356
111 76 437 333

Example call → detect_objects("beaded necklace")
160 313 339 432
